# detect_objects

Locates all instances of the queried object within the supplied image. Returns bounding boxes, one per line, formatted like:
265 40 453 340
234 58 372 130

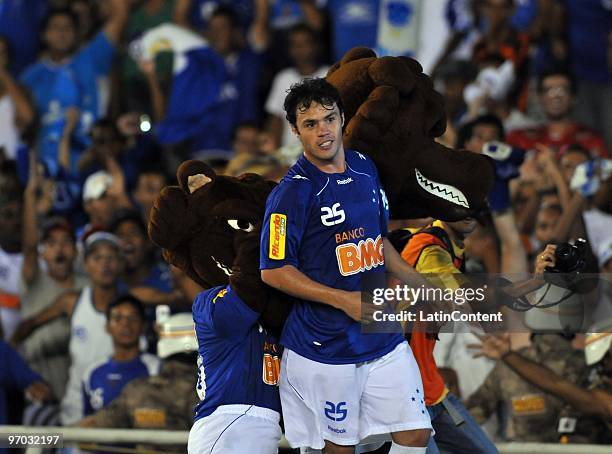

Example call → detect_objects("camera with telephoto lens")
547 238 588 273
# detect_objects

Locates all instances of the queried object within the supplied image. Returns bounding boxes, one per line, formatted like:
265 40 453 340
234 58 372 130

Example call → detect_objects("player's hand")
467 333 511 360
535 244 557 277
333 290 367 322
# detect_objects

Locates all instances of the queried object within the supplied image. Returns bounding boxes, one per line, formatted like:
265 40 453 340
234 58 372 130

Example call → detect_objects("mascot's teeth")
414 169 470 208
211 256 233 276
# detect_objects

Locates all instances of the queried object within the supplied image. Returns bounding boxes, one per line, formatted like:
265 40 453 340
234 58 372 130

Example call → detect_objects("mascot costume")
148 48 496 453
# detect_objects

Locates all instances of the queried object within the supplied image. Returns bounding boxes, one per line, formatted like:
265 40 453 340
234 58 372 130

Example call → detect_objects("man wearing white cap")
12 231 125 424
81 170 132 237
473 318 612 443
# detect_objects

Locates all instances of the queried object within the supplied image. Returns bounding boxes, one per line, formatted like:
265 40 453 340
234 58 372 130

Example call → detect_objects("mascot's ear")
328 47 376 77
177 160 216 193
368 56 417 96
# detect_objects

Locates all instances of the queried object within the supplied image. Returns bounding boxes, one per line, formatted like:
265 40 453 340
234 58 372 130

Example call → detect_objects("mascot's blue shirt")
260 150 403 364
193 286 281 421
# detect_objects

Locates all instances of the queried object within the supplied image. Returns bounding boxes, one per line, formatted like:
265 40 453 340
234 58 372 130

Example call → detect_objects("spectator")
0 0 47 75
131 162 170 225
82 295 160 416
434 60 478 129
253 0 325 70
0 36 35 160
11 232 124 424
136 8 261 159
21 162 87 402
471 0 530 112
174 0 254 32
70 0 100 43
264 23 329 154
0 163 23 340
81 169 132 237
559 144 590 186
325 0 379 62
0 340 52 435
78 313 198 436
467 333 586 442
110 210 173 293
77 117 149 193
20 1 129 175
472 318 612 444
507 69 609 158
532 204 562 256
563 0 612 151
119 0 176 114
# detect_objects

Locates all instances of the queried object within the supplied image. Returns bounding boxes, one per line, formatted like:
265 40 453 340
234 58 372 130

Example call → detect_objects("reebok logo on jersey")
335 234 384 276
336 177 353 185
269 213 287 260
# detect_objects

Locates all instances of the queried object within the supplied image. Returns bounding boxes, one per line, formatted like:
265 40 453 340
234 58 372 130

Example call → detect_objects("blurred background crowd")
0 0 610 450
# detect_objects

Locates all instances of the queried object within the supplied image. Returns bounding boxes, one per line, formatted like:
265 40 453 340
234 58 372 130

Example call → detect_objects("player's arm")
10 291 78 345
384 237 441 289
261 265 362 321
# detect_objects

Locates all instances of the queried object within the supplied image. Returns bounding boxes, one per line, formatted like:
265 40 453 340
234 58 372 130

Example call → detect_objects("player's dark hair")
456 114 505 148
537 67 577 95
284 78 344 130
106 294 145 322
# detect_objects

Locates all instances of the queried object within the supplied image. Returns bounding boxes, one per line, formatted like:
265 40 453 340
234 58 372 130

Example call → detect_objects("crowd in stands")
0 0 610 448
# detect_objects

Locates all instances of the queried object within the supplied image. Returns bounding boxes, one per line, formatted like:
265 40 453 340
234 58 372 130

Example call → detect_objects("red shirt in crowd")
507 123 609 158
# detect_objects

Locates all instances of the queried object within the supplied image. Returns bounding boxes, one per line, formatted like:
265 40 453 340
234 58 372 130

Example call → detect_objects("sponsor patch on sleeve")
269 213 287 260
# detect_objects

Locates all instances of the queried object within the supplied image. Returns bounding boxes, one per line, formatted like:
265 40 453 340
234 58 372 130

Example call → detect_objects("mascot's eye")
227 219 254 232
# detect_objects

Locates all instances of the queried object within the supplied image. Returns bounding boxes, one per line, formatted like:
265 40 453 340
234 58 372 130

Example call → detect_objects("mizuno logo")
292 175 308 180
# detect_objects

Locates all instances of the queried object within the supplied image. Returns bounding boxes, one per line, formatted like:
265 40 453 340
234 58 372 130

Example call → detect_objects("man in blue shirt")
81 295 160 416
19 1 128 175
260 78 432 453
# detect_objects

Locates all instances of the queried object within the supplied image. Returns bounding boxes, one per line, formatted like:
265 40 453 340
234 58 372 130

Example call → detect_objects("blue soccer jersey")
81 353 160 416
260 150 404 364
193 285 281 421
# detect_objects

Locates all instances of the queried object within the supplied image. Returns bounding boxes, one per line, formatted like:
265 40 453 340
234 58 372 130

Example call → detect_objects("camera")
547 238 588 274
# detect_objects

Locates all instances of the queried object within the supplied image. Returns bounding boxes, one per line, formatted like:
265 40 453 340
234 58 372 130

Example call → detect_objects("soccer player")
260 78 433 454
